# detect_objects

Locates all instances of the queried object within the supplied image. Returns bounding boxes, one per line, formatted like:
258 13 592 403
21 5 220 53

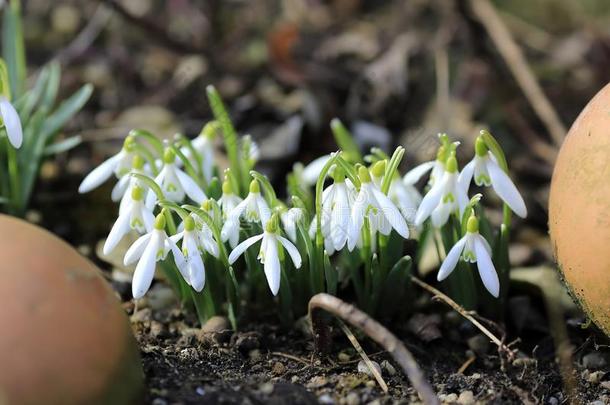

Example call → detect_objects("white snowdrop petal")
124 233 152 265
142 208 155 232
103 212 132 255
437 236 467 281
486 160 527 218
403 161 435 185
373 188 409 239
189 255 206 292
131 238 159 299
474 236 500 298
0 97 23 148
330 185 350 250
167 234 187 271
176 167 207 203
78 154 121 193
255 195 271 225
302 155 331 185
277 235 302 269
347 193 366 251
414 181 444 226
264 237 281 296
457 160 475 194
228 233 264 264
111 175 130 202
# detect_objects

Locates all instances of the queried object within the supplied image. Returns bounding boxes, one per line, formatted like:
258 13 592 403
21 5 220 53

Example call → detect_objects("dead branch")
410 276 516 360
308 293 439 405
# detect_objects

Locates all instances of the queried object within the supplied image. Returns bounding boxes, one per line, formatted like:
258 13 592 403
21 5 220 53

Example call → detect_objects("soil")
124 296 610 404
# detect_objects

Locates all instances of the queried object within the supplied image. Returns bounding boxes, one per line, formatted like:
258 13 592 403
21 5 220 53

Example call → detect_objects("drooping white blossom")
347 165 410 251
103 185 155 255
228 215 301 296
458 137 527 218
79 136 137 193
146 148 207 206
218 179 243 219
414 154 468 228
437 215 499 297
221 179 271 248
280 207 304 243
124 214 186 299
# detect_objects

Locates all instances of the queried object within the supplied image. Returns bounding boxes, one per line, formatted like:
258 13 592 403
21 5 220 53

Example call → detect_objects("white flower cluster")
80 127 526 300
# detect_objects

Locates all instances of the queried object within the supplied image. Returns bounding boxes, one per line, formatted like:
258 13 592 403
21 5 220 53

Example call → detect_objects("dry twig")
308 293 439 405
410 276 516 360
338 321 388 393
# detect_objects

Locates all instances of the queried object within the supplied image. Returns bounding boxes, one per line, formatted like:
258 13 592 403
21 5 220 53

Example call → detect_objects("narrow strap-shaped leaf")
43 135 82 156
2 0 26 98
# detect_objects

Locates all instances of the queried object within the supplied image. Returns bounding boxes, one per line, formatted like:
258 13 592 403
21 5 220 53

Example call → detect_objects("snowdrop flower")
323 167 354 251
221 179 271 248
0 95 23 148
124 213 186 299
458 137 527 218
437 215 499 297
182 125 216 184
389 174 421 223
228 214 301 296
171 216 208 292
301 154 331 186
280 207 304 243
103 185 155 255
114 155 149 212
218 179 243 219
414 154 468 228
78 136 137 193
347 164 410 251
403 134 459 189
173 203 220 259
147 148 207 206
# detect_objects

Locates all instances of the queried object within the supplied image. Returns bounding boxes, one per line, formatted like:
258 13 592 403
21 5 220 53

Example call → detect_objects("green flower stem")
132 144 159 176
129 129 164 156
381 146 405 194
250 170 279 207
169 144 202 187
176 134 204 183
5 137 20 213
335 154 360 188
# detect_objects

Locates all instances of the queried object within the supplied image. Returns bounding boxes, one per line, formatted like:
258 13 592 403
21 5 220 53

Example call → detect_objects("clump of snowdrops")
79 86 526 328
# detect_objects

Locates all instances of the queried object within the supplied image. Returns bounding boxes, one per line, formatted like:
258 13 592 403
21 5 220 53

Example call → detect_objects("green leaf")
380 256 413 318
44 135 82 156
40 61 60 111
19 65 50 123
330 118 362 163
39 83 93 142
323 251 337 295
2 0 26 98
206 85 244 194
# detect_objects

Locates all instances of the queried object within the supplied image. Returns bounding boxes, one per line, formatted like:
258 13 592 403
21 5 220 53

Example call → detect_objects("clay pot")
0 215 143 404
549 82 610 337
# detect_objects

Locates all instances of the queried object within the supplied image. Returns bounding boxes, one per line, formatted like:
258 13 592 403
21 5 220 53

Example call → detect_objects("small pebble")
272 361 286 375
259 382 274 395
319 394 334 404
195 387 205 396
338 352 351 362
583 352 608 370
381 360 396 376
307 376 328 389
441 393 458 402
357 360 381 377
201 316 229 333
249 349 262 362
457 390 474 405
548 397 558 405
345 392 360 405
